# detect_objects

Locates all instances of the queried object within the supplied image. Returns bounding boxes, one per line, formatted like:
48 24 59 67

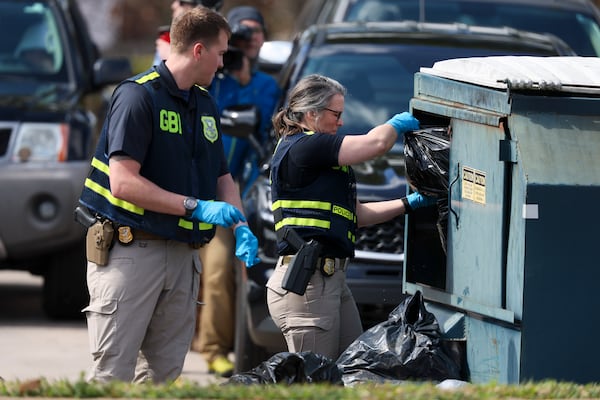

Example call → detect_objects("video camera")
231 23 254 43
222 24 254 72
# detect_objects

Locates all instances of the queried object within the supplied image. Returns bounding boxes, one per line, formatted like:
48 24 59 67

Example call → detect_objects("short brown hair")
170 7 230 53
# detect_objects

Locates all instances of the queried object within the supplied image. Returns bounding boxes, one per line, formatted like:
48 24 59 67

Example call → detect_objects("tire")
233 267 269 374
43 240 89 319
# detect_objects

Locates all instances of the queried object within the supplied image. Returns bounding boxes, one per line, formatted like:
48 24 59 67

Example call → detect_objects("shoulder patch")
202 116 218 143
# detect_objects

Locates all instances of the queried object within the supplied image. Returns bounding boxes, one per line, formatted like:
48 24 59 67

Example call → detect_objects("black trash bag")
405 127 451 253
225 351 343 385
336 291 461 386
404 127 450 198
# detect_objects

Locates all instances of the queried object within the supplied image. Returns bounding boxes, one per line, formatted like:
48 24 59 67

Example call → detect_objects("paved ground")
0 271 225 385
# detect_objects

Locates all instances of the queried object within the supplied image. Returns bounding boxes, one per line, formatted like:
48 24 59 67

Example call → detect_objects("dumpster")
405 56 600 384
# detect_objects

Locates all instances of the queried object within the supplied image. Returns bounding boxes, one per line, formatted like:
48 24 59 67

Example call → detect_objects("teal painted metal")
413 72 512 116
405 282 515 323
406 56 600 384
447 118 507 312
465 317 521 384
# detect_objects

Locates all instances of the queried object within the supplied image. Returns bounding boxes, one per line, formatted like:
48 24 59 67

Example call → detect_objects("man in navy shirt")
79 7 259 383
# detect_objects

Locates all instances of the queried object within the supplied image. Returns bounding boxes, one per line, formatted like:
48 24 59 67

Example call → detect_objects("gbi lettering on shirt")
159 109 182 134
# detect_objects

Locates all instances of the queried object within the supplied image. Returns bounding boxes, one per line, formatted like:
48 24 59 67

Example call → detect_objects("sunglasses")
324 107 343 121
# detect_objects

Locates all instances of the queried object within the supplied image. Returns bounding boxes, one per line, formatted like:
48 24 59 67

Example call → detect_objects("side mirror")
258 40 292 75
93 57 132 87
220 104 266 160
220 104 259 139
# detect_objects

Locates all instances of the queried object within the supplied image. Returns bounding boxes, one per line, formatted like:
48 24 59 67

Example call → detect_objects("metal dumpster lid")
420 56 600 94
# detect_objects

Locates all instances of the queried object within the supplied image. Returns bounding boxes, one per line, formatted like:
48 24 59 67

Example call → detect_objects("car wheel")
233 267 269 374
43 240 89 319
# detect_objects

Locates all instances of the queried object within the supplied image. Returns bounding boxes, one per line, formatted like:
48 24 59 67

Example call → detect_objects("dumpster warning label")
462 166 486 204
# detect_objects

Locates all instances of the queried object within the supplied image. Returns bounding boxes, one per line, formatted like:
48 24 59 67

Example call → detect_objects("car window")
0 1 67 80
301 42 560 137
338 0 600 56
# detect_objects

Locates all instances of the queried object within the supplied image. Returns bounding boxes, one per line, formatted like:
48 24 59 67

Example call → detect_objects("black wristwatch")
183 196 198 218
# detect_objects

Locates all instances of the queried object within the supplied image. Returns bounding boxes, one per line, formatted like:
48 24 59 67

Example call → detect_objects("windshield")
302 42 558 136
343 0 600 56
0 1 68 81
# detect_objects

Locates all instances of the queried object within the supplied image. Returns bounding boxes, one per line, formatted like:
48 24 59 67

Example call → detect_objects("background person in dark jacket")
195 6 281 378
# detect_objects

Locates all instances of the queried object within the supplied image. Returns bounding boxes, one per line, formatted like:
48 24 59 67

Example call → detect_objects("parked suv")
295 0 600 56
0 0 131 318
233 21 575 373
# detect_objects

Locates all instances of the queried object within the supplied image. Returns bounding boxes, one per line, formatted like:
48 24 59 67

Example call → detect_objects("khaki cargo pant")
266 257 363 361
83 239 200 383
195 225 236 363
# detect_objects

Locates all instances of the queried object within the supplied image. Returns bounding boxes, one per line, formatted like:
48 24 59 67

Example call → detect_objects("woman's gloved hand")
386 112 420 134
234 225 261 267
401 192 438 213
191 200 246 227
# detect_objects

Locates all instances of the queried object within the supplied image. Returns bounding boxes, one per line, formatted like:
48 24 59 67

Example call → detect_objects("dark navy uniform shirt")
278 132 344 187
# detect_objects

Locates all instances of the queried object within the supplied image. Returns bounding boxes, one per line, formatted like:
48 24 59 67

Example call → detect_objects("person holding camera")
194 6 281 378
266 74 436 361
210 5 281 179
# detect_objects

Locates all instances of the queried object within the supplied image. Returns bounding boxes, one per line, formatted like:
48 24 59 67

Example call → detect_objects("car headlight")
13 122 69 162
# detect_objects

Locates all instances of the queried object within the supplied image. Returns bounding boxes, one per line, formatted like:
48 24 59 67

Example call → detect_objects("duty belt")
281 255 348 275
117 226 204 249
130 228 164 241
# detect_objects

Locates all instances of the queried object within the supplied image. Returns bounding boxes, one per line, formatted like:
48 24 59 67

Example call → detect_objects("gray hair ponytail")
272 74 346 138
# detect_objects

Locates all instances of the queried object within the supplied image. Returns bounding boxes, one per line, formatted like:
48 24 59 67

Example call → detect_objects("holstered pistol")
86 220 114 266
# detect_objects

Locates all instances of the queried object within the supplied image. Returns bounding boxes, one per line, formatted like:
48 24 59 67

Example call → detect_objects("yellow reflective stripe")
332 205 354 221
87 157 213 232
274 217 330 231
332 165 349 173
84 178 144 215
178 218 212 231
179 219 193 230
91 157 109 175
135 71 160 84
272 199 331 211
199 222 212 230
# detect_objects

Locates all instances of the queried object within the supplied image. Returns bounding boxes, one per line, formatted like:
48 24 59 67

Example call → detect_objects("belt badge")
322 258 335 276
118 226 133 245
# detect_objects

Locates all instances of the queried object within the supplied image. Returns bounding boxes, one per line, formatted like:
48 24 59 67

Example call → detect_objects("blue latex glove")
234 225 261 267
386 112 420 134
406 192 437 210
191 200 246 227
